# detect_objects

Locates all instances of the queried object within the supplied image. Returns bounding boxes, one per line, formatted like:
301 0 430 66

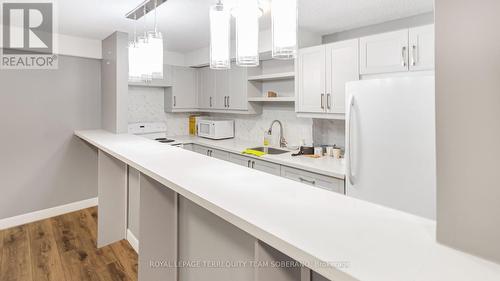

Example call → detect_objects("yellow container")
189 115 197 136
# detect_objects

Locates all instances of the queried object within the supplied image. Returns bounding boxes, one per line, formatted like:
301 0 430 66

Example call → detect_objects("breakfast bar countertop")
75 130 500 281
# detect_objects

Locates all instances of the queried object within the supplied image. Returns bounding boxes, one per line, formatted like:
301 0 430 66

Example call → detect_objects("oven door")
198 122 213 138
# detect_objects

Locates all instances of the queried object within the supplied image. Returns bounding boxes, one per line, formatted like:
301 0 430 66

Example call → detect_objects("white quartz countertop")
170 135 345 179
75 130 500 281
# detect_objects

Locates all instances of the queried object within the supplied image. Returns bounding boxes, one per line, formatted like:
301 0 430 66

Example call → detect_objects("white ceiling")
57 0 433 52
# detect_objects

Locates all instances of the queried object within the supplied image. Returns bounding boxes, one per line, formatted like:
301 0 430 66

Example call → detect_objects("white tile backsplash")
312 119 346 148
209 104 313 147
127 87 345 147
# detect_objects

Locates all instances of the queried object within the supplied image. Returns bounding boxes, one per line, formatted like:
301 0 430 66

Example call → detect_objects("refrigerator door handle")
347 95 356 185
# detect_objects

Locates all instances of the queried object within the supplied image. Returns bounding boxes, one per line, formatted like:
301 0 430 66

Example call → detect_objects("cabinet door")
172 66 197 109
251 159 281 176
193 144 210 156
229 153 252 167
227 66 248 110
409 25 434 71
198 67 215 109
281 166 345 194
325 39 359 114
297 45 326 113
359 29 409 75
211 149 230 161
215 69 229 110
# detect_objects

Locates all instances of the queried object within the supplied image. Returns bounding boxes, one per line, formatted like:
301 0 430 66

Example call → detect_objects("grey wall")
322 12 434 43
102 32 128 133
0 55 101 220
435 0 500 264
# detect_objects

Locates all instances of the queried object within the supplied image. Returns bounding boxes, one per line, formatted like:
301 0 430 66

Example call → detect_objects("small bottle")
263 131 271 148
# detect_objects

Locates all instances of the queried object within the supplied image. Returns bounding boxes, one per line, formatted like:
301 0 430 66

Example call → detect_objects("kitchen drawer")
280 166 345 194
193 145 230 161
182 143 194 151
229 154 281 176
252 158 281 176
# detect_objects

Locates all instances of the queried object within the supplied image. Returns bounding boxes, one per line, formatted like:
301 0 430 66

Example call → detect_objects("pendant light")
234 0 261 67
129 15 142 81
271 0 297 59
148 0 164 79
128 1 164 82
209 0 231 70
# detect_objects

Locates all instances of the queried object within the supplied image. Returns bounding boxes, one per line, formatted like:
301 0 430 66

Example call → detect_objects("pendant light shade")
271 0 297 59
128 1 164 82
234 0 261 67
210 1 231 70
148 31 164 79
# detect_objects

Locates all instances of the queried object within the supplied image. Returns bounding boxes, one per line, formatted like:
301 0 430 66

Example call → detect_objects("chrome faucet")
268 120 287 148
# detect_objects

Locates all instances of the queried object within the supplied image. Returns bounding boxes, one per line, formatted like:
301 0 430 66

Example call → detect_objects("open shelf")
247 96 295 102
247 72 295 82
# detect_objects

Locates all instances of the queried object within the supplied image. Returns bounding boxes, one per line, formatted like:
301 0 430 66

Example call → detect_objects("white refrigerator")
345 76 436 219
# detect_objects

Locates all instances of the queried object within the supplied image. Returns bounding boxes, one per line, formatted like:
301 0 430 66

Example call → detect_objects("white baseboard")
127 229 139 253
0 197 98 230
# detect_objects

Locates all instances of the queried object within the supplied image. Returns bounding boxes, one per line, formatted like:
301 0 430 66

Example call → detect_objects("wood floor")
0 207 138 281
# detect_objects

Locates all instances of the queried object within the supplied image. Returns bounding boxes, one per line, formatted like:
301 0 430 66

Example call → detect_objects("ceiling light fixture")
127 0 164 82
209 0 231 70
271 0 297 59
234 0 261 67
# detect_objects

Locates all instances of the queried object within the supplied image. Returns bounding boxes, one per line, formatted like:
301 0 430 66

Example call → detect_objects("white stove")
128 122 183 146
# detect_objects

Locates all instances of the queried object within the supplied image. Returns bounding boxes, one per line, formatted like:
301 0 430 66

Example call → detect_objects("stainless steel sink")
249 147 290 155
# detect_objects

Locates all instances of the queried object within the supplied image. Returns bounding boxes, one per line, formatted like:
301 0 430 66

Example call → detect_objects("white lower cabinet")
190 145 344 193
229 154 281 176
280 166 345 194
193 145 230 161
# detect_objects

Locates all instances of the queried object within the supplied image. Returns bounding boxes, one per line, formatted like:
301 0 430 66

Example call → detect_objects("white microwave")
197 119 235 140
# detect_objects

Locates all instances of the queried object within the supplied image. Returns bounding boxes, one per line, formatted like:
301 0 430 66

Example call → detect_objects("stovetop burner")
158 139 175 143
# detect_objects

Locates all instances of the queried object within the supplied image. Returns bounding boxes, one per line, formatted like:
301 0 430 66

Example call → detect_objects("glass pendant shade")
271 0 297 59
148 31 164 79
210 2 231 70
128 41 141 81
234 0 260 67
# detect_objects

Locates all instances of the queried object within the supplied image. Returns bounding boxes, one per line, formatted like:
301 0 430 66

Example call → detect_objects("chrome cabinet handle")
227 96 230 108
252 161 255 168
209 96 213 107
299 177 316 185
326 94 331 109
402 46 407 67
320 94 325 109
347 95 356 185
411 45 417 66
247 160 251 167
173 96 176 107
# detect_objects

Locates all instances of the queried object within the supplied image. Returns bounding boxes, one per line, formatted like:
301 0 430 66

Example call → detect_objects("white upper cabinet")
360 25 435 75
197 66 255 113
360 29 409 75
214 70 229 110
409 25 435 71
165 66 198 112
198 67 215 109
297 40 359 117
325 39 359 114
297 45 327 113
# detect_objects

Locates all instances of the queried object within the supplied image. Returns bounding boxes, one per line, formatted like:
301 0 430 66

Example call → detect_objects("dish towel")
242 149 266 157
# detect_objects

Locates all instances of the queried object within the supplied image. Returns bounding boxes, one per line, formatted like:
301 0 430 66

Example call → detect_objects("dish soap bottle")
263 131 271 153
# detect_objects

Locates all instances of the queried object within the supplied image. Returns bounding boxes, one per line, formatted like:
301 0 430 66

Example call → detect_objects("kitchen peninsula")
75 130 500 281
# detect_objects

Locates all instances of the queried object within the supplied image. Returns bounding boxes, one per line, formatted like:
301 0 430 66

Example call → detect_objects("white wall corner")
0 197 98 230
